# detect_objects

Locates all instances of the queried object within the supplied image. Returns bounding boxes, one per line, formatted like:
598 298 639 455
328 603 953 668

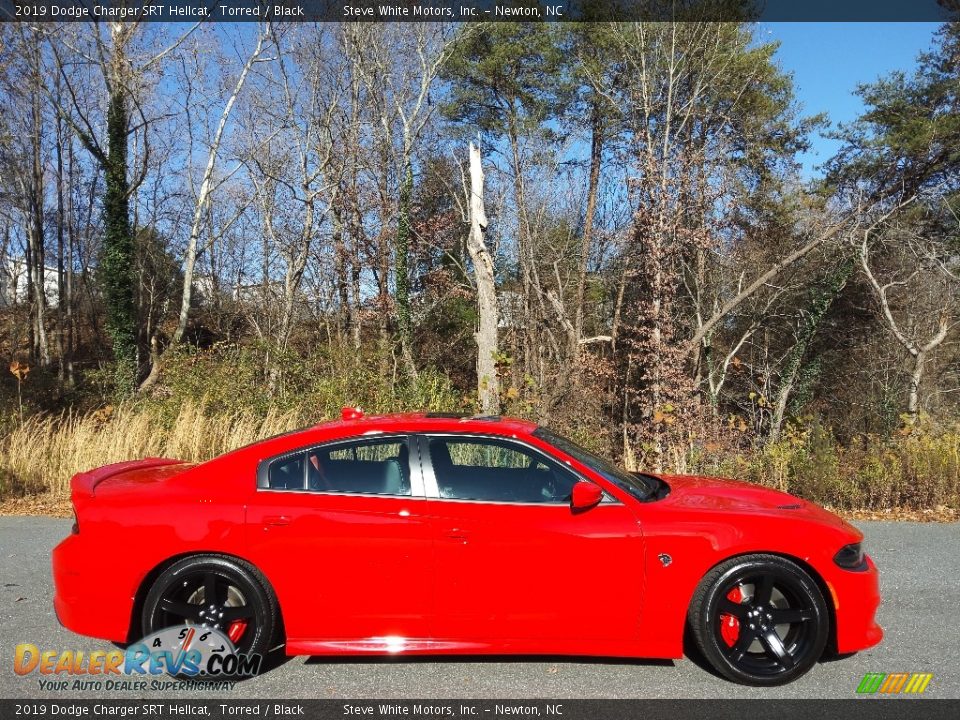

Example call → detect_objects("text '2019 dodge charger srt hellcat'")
53 408 882 685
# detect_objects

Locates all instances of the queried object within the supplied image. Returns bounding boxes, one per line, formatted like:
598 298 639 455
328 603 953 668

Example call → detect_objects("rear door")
244 434 433 647
420 433 645 648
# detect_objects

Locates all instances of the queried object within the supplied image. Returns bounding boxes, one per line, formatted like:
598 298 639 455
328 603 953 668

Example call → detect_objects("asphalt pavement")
1 516 957 699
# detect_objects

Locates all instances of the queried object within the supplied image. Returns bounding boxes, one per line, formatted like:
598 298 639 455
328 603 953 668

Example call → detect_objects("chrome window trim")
254 487 426 500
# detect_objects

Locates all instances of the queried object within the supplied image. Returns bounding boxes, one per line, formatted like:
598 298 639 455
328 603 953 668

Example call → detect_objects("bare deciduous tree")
858 218 958 417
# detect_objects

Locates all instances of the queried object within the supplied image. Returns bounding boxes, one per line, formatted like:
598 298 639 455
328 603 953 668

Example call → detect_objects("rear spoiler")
70 458 184 499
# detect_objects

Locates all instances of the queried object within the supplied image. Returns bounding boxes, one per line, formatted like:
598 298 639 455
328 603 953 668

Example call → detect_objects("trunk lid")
70 458 187 499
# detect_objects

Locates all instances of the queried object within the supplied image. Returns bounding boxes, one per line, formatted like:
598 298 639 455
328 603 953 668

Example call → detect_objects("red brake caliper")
720 586 742 647
227 621 247 644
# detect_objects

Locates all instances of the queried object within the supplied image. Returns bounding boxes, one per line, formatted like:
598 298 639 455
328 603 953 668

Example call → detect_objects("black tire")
142 555 279 660
687 554 829 686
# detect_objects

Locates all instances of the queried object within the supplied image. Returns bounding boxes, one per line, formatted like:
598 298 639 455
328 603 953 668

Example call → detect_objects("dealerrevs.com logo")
14 626 261 691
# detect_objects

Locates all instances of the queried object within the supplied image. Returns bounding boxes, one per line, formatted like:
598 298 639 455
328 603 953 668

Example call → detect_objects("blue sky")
763 22 941 177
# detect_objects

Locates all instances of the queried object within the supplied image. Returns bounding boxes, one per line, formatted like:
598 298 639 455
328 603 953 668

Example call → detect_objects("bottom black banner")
2 700 959 720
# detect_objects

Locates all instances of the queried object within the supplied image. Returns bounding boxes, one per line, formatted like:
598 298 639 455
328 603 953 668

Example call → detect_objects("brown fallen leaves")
837 506 958 523
0 493 72 518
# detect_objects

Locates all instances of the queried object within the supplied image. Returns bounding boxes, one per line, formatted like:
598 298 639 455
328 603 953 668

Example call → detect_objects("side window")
268 454 305 490
429 437 578 504
305 438 411 496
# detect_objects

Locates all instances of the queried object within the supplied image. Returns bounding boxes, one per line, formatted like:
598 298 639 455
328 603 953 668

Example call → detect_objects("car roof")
239 411 540 460
320 411 538 436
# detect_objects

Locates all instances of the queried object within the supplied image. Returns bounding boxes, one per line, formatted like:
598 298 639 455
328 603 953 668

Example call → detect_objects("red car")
53 409 881 685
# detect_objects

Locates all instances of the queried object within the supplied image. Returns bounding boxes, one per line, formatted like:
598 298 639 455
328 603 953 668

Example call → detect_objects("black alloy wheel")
688 554 830 685
142 555 278 658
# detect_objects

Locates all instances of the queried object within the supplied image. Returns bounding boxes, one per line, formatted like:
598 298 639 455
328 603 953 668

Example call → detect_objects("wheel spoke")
759 629 794 669
718 598 748 619
726 625 756 661
770 607 813 624
160 598 201 621
203 573 224 605
753 575 775 606
220 605 254 621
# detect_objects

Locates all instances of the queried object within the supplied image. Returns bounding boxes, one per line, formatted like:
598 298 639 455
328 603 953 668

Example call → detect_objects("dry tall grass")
0 401 304 496
682 419 960 510
1 400 958 511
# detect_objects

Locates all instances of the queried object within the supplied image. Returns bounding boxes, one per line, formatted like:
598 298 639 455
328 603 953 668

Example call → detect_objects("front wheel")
142 555 278 658
688 554 830 685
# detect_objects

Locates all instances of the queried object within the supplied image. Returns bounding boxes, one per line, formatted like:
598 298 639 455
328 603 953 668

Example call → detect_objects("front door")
245 435 433 648
420 434 645 648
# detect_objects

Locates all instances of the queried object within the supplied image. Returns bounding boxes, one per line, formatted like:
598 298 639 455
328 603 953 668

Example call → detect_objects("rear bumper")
831 554 883 653
52 534 134 643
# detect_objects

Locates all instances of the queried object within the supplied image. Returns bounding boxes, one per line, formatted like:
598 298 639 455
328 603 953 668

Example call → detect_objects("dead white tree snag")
467 141 500 414
172 23 268 348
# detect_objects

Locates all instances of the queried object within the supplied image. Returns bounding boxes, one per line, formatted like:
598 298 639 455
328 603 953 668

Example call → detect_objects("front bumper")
830 553 883 653
52 534 135 643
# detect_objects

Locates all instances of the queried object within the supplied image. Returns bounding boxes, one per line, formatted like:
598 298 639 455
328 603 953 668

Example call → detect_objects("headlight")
834 542 866 570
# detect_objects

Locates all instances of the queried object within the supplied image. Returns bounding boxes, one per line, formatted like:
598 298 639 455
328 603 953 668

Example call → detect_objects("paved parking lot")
1 516 957 699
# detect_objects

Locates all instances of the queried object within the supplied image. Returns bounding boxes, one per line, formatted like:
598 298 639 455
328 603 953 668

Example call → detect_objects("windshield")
533 428 657 501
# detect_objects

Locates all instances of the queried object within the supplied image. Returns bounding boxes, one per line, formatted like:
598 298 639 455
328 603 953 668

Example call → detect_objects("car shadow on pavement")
303 655 675 668
680 625 861 681
681 630 724 680
220 646 295 682
818 652 857 664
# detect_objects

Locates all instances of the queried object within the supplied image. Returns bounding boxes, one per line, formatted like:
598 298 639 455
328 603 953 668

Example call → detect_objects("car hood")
655 473 854 531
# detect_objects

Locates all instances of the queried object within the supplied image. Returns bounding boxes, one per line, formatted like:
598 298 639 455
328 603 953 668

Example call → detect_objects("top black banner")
0 0 957 22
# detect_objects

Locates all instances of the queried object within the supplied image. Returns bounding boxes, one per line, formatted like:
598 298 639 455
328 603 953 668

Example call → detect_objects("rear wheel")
688 554 829 685
142 555 278 657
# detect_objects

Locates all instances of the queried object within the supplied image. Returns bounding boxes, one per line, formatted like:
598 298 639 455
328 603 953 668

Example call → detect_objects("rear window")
268 455 305 490
261 437 411 496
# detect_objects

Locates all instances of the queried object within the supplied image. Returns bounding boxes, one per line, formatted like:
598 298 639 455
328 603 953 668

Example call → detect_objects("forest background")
1 18 958 516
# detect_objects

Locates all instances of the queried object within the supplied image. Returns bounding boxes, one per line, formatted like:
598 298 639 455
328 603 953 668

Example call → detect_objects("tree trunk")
507 122 535 389
858 225 948 420
574 99 603 351
25 211 35 358
350 213 363 351
907 352 924 417
29 80 50 367
55 84 67 384
172 27 264 348
377 144 393 382
332 205 351 340
102 26 138 391
278 222 311 354
769 260 852 442
395 159 417 376
466 142 500 414
66 135 75 385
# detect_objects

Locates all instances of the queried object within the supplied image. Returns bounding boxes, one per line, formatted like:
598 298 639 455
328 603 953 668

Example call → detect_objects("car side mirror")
571 481 603 511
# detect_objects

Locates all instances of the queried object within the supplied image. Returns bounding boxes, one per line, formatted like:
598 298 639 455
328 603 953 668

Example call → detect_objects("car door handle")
264 515 291 526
